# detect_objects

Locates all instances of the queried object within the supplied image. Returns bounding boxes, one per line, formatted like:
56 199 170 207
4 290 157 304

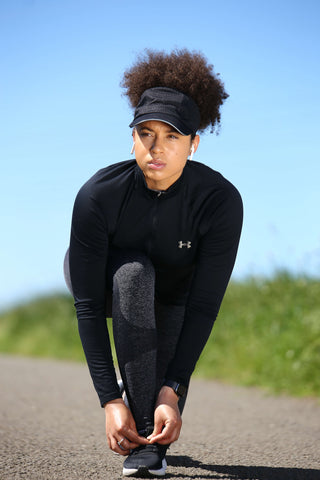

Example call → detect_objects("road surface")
1 355 319 479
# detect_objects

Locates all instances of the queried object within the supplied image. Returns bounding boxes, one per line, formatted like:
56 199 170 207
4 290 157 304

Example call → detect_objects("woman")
64 49 243 477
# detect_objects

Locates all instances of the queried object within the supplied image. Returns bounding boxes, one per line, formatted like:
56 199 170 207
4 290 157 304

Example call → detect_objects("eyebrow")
137 125 180 134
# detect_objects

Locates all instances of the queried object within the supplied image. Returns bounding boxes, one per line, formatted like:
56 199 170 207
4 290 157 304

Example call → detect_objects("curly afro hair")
121 49 229 134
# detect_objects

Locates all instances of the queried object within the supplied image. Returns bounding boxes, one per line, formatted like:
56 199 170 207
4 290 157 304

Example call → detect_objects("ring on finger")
117 437 126 450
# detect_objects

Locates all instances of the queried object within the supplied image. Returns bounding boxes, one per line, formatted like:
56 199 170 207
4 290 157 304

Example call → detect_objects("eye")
139 130 153 138
168 134 178 139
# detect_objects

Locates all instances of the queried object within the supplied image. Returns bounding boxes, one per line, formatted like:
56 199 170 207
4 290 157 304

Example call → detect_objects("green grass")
0 294 84 361
195 272 320 397
0 273 319 398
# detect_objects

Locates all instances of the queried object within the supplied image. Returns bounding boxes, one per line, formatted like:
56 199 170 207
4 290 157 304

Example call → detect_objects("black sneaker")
122 443 168 477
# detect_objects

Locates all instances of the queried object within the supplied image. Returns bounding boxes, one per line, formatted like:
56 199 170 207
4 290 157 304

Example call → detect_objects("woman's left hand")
147 386 182 445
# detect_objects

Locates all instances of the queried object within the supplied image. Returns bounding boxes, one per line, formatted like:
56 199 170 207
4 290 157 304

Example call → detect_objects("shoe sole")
122 458 167 477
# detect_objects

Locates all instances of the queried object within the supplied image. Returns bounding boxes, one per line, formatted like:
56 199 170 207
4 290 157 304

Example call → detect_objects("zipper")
146 192 163 256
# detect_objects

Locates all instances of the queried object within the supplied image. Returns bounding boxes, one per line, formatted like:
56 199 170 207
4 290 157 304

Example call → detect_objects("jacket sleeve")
69 184 121 406
166 186 243 386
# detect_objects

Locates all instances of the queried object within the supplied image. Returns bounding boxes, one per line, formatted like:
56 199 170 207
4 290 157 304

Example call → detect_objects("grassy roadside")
0 273 319 398
195 273 320 397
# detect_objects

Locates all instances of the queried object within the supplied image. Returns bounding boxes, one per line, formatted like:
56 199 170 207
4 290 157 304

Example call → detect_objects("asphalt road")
1 355 319 480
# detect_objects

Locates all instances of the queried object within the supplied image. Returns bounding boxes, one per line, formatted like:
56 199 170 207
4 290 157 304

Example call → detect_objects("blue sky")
1 0 319 309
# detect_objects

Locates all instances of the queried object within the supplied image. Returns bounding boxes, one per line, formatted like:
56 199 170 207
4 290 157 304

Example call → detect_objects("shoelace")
130 444 160 455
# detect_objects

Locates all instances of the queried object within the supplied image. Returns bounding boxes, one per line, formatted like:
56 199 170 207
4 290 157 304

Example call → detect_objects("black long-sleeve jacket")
69 159 243 406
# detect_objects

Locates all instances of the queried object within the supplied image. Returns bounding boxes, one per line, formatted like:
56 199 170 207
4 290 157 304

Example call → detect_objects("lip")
148 159 166 170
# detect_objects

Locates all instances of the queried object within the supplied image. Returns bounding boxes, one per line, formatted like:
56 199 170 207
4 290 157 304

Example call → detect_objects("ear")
192 135 200 154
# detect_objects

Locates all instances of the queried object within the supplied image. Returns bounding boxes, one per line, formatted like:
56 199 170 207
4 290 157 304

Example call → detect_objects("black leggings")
64 249 187 432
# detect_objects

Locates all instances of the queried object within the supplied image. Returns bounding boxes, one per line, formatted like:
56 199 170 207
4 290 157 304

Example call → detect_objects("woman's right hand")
104 398 149 455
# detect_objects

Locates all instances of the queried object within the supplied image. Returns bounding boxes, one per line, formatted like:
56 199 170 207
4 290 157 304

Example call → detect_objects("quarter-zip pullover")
69 159 243 406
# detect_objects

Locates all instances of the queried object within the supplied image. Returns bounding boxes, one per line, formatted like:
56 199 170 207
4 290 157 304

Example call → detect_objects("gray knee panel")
113 256 155 328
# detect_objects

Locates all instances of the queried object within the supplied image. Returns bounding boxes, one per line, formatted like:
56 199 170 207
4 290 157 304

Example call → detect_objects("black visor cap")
129 87 200 136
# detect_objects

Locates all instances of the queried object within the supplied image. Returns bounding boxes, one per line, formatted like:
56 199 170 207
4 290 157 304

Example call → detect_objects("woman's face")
133 120 199 191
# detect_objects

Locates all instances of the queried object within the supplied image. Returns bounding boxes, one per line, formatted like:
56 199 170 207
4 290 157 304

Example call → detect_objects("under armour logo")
178 241 192 249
